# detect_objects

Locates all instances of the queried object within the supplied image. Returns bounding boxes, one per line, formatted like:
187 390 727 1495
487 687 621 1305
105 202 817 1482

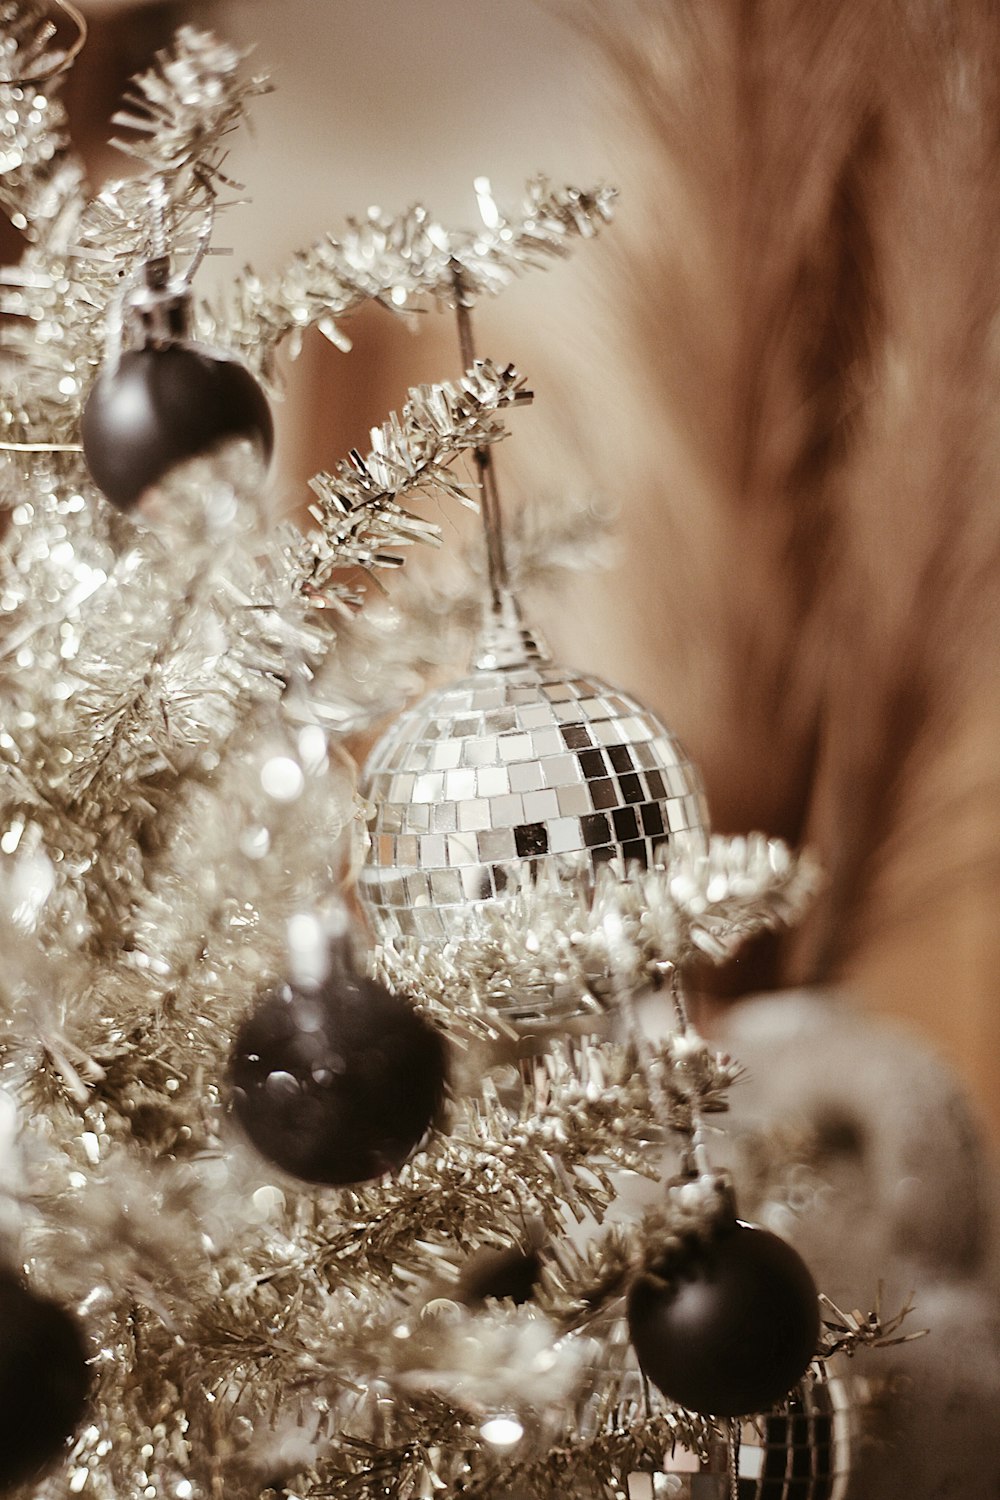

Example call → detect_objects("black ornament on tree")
229 957 447 1187
82 343 273 512
460 1243 543 1306
627 1218 820 1418
81 216 273 512
0 1270 90 1489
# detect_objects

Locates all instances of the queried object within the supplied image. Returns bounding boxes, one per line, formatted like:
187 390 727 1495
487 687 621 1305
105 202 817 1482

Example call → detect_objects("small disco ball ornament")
81 258 273 512
358 618 707 946
0 1270 90 1489
752 1386 843 1500
627 1218 820 1419
681 1373 853 1500
228 957 447 1187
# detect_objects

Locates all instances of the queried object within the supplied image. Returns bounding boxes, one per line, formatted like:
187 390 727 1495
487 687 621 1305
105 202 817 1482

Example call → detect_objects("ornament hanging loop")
138 173 217 307
105 181 218 368
450 260 511 616
147 174 170 275
4 1 87 86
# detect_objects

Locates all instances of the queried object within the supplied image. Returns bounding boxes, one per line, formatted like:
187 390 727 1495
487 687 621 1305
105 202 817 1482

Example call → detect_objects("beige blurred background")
65 0 1000 1150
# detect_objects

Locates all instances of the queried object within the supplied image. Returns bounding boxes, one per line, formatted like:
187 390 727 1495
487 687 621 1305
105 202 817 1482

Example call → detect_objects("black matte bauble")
0 1271 90 1489
627 1220 819 1417
229 970 447 1187
460 1244 542 1306
81 343 273 511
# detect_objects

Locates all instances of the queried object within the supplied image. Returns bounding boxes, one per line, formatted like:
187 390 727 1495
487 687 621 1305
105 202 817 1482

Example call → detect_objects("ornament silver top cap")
125 256 192 348
121 176 214 352
472 589 550 671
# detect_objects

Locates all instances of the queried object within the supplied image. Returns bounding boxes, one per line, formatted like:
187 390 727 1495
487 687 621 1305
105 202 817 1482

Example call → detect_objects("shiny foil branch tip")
108 25 271 176
295 361 532 607
202 176 616 378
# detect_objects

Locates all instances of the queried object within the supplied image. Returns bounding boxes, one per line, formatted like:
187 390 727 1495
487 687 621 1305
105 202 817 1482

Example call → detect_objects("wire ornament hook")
4 1 87 87
101 180 218 371
449 258 511 618
144 174 216 288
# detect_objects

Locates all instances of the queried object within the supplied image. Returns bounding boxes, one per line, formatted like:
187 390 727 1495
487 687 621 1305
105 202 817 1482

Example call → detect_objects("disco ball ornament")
691 1373 852 1500
358 607 708 945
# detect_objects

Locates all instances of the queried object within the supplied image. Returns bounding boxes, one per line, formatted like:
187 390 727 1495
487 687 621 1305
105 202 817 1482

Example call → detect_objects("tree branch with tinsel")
203 176 616 375
289 360 532 607
817 1292 925 1359
0 0 87 243
109 26 270 179
375 837 821 1030
300 1398 710 1500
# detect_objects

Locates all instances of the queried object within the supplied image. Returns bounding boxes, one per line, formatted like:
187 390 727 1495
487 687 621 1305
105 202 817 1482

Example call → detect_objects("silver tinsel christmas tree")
0 13 910 1500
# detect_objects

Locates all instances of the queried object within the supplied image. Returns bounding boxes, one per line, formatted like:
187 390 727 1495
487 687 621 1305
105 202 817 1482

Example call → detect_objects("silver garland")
291 361 532 607
202 176 617 377
374 837 821 1034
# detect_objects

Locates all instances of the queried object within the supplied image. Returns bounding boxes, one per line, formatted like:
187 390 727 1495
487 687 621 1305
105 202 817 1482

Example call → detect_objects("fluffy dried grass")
572 0 1000 996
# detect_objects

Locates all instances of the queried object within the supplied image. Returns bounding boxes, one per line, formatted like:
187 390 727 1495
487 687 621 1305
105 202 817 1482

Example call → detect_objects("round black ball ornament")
229 967 447 1187
81 342 273 512
460 1244 542 1306
627 1220 820 1417
0 1271 90 1489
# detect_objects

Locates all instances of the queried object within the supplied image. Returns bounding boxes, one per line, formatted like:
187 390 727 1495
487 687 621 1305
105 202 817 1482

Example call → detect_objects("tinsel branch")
77 26 269 264
376 838 821 1026
304 1403 711 1500
109 26 270 178
0 0 86 243
817 1293 925 1358
67 29 270 344
291 361 533 606
204 177 617 373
